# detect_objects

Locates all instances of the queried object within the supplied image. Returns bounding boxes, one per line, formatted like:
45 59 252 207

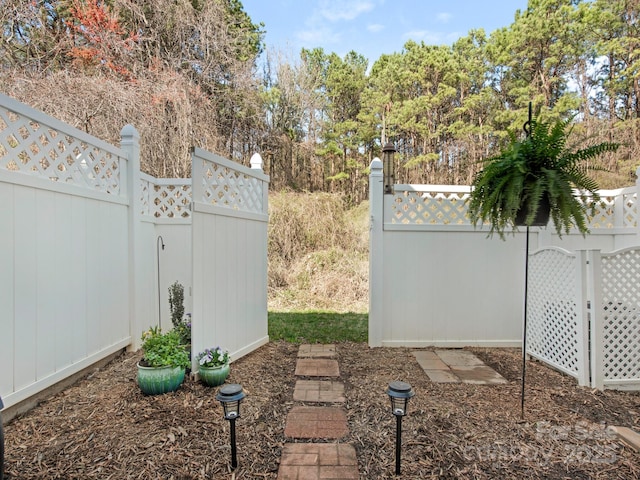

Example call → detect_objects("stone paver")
295 358 340 377
451 365 507 384
423 369 461 383
293 380 345 403
413 350 449 370
412 349 507 384
277 443 359 480
609 426 640 452
284 406 349 439
435 349 485 367
298 344 337 358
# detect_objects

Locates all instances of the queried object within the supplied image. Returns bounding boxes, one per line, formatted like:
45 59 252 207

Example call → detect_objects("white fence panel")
0 93 131 409
594 248 640 390
527 248 590 385
370 161 640 390
190 148 269 367
1 94 271 412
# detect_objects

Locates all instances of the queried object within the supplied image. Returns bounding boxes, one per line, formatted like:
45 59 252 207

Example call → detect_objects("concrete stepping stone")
298 344 336 358
284 406 349 439
295 358 340 377
435 349 485 367
277 443 359 480
451 365 508 384
412 349 507 384
293 380 345 403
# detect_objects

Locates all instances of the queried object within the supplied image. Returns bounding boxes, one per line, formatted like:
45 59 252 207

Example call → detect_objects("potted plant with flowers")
196 346 230 387
137 327 190 395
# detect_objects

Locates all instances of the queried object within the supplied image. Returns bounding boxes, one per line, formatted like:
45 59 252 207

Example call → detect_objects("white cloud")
402 29 445 45
436 12 452 24
318 0 375 22
296 27 341 47
367 23 384 33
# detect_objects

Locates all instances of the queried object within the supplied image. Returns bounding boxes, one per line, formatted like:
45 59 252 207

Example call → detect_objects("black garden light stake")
382 142 396 194
215 384 245 469
386 381 415 475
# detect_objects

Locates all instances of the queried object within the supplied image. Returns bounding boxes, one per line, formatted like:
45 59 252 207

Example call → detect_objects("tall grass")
268 191 369 313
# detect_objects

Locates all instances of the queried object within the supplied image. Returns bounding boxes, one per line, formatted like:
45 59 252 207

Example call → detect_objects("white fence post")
121 125 146 349
369 158 384 347
587 249 604 389
575 250 591 386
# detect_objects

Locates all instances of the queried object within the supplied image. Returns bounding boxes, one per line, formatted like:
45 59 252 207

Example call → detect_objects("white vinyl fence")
369 158 640 390
528 247 640 390
0 93 269 410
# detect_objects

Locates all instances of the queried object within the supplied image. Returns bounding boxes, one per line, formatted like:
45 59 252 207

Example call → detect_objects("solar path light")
215 384 246 469
386 381 415 475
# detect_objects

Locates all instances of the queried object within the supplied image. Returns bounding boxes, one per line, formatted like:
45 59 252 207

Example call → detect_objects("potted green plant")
196 347 231 387
137 327 190 395
468 115 620 238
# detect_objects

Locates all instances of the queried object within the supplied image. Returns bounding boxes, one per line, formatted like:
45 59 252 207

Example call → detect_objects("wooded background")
1 0 638 204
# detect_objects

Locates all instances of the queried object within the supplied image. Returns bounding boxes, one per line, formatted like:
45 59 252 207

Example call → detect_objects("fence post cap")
250 153 263 170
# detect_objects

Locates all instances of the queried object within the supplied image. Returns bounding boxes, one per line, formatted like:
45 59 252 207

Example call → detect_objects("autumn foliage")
66 0 139 78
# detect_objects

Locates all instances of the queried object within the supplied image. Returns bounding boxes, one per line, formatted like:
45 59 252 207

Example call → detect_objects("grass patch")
268 311 368 343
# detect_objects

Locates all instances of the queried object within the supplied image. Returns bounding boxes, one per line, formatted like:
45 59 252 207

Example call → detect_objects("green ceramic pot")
198 363 230 387
137 363 185 395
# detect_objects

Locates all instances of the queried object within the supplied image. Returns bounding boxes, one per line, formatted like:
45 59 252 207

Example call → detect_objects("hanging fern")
468 116 619 238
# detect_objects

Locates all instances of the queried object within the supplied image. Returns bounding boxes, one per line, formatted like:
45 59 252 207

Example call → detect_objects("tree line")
1 0 638 204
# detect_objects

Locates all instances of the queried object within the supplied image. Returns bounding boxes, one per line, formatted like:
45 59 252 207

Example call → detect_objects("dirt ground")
3 342 639 479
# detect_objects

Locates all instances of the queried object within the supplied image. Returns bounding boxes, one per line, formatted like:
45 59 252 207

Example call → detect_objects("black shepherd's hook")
523 102 532 138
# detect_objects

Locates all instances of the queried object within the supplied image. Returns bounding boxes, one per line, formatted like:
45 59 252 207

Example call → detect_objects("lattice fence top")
387 185 637 229
390 186 472 225
141 175 192 219
192 148 267 215
600 249 640 380
0 96 124 195
527 248 584 378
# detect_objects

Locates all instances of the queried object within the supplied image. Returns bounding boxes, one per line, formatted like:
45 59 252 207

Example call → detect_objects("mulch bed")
3 342 639 479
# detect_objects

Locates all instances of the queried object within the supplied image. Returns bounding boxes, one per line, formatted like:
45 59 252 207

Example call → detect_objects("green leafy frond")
468 114 620 239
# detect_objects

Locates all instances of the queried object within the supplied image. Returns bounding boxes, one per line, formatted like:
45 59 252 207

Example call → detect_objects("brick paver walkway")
294 358 340 377
293 380 345 403
277 345 359 479
297 344 336 358
277 444 359 480
284 406 349 438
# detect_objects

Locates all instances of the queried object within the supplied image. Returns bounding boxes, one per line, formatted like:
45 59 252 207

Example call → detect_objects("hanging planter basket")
515 196 551 227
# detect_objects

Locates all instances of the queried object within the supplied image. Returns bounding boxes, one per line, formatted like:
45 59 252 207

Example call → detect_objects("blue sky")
242 0 530 64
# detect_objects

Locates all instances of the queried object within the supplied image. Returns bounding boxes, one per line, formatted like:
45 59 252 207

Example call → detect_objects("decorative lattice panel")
0 106 122 194
141 178 192 218
586 194 616 229
528 249 584 379
622 193 637 227
390 189 472 225
200 161 264 214
386 186 637 229
600 250 640 381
